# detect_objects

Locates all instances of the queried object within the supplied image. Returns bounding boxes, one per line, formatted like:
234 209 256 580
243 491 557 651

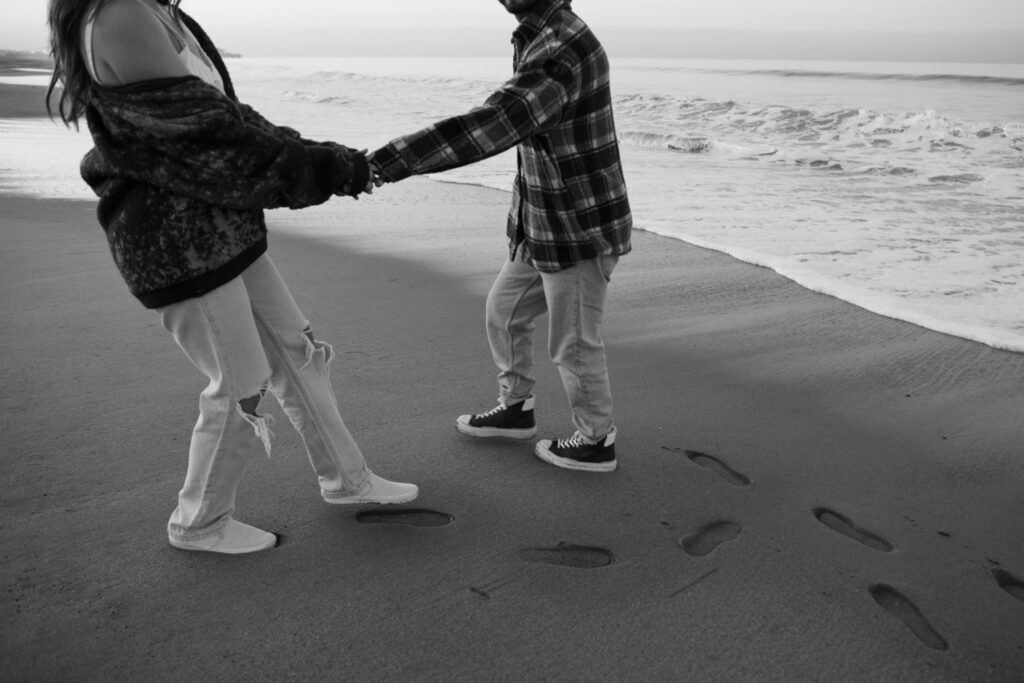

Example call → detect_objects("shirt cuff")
370 144 413 183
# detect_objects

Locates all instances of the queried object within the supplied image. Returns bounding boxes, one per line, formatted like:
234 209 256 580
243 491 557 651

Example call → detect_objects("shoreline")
2 181 1023 680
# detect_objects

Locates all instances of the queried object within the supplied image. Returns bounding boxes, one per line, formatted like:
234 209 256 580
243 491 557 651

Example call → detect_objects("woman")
46 0 418 554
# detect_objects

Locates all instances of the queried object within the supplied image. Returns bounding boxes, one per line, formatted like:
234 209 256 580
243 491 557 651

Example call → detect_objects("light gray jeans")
485 254 618 441
159 254 370 542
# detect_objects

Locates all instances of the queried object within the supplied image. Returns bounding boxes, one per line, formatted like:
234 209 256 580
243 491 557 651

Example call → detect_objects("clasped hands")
336 148 387 199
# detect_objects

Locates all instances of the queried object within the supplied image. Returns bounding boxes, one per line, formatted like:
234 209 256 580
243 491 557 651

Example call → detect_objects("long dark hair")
46 0 182 127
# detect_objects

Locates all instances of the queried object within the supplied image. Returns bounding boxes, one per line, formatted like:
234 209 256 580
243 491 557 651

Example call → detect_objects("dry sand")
2 74 1024 681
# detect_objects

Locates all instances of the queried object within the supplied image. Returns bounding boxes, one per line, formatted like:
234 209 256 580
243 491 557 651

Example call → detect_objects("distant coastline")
179 27 1024 63
0 50 53 72
605 28 1024 64
3 27 1022 64
0 48 241 68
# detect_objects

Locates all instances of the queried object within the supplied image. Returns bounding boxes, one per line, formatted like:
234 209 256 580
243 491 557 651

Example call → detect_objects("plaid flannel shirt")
371 0 632 272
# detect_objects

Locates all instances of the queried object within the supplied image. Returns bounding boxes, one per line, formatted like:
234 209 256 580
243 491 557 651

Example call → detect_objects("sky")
4 0 1024 59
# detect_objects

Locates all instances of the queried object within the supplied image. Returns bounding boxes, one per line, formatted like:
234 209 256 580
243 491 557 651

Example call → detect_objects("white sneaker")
168 518 277 555
322 472 419 505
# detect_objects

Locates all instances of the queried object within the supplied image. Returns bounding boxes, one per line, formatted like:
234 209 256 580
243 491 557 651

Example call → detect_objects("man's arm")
371 57 577 183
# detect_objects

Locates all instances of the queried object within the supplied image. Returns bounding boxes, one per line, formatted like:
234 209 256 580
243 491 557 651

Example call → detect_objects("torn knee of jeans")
237 390 274 457
237 391 262 417
299 327 334 371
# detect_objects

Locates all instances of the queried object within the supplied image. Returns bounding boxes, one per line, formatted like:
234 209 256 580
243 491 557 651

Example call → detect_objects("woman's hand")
335 149 373 198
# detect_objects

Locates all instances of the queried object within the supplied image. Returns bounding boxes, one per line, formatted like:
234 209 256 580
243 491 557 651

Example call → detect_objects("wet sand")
0 52 53 118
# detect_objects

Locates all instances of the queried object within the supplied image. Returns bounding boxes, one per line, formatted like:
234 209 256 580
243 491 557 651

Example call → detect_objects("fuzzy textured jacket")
80 11 368 308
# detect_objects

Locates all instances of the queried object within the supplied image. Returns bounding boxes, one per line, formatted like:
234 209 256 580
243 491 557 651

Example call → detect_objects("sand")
2 74 1024 681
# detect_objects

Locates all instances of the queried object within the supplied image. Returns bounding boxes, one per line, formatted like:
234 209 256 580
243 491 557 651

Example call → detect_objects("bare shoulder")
92 0 170 42
92 0 190 84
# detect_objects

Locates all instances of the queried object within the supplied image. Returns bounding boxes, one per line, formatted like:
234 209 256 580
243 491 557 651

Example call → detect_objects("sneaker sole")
168 535 278 554
322 490 419 505
533 443 617 473
455 421 537 440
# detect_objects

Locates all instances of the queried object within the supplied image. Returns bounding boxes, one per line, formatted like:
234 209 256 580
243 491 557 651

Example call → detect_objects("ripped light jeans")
159 254 370 542
485 254 619 442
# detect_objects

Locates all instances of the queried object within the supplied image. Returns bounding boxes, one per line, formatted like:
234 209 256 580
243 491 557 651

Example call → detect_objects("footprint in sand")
813 507 893 553
991 568 1024 602
869 584 948 651
669 448 752 486
518 542 615 569
679 521 742 557
655 448 753 485
355 508 453 527
471 543 614 599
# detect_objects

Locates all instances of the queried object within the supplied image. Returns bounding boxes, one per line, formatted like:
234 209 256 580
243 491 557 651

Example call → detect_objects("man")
369 0 632 473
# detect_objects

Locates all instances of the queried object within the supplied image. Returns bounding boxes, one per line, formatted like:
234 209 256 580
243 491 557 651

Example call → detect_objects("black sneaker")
534 428 617 472
456 396 537 439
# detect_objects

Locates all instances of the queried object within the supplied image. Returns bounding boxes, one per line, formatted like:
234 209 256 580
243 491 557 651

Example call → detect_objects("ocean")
2 56 1022 351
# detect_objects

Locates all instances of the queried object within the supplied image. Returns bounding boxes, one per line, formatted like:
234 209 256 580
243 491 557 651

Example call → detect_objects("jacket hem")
134 238 268 309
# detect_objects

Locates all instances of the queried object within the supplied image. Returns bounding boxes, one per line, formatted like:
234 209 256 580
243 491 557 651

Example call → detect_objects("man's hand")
366 149 391 191
367 161 386 192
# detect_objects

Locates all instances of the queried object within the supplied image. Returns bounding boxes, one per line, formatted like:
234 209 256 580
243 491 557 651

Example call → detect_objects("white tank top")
83 0 225 94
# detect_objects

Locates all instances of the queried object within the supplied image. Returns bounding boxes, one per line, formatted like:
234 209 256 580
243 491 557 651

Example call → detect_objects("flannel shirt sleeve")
371 56 578 182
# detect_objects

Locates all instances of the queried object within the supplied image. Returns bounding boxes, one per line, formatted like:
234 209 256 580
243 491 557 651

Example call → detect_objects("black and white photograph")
2 0 1023 680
